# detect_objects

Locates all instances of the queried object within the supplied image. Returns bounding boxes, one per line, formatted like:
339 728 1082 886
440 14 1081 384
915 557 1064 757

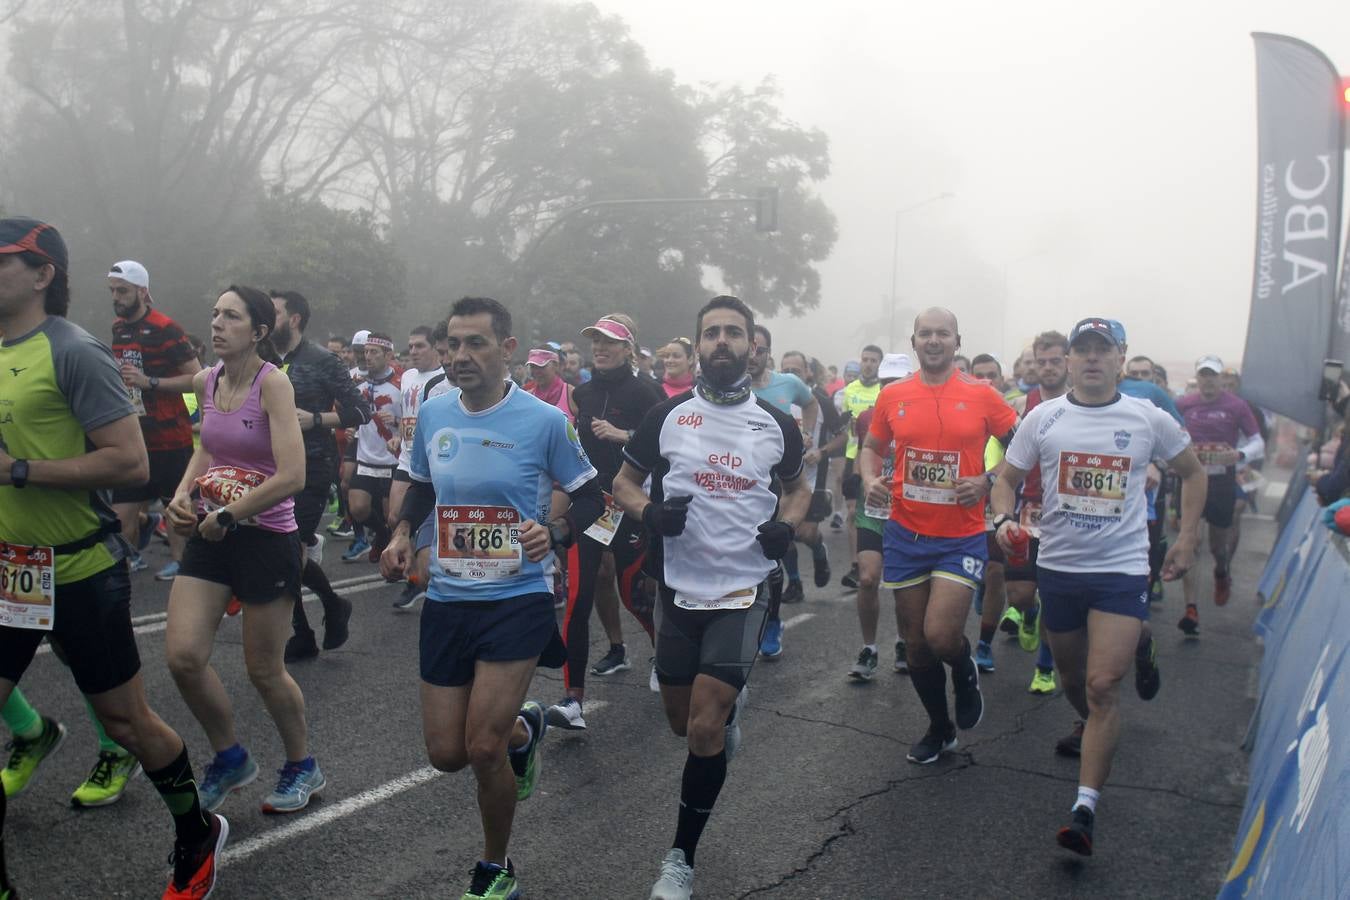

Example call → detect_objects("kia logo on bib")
677 413 704 429
707 451 742 469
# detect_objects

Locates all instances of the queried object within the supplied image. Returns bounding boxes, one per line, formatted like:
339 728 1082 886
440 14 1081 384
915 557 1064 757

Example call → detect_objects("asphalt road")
4 505 1271 899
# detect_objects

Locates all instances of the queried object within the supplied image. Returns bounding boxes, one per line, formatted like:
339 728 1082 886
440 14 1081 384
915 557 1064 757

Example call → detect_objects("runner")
271 290 371 661
380 296 604 900
611 294 809 900
0 217 225 900
108 260 202 580
858 308 1018 764
779 350 842 600
1122 352 1181 608
1175 355 1264 636
1218 368 1269 562
991 315 1205 855
657 337 696 398
343 332 402 563
969 354 1019 675
837 345 883 591
389 326 444 610
523 346 575 419
164 284 321 815
547 315 662 729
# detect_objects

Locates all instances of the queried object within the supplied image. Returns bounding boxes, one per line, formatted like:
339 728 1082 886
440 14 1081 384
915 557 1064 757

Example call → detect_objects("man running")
380 296 604 900
343 333 401 563
991 316 1205 855
779 350 842 598
108 260 202 580
389 325 443 610
859 308 1018 764
271 291 371 661
612 294 808 900
1175 355 1263 635
837 346 883 590
0 217 225 900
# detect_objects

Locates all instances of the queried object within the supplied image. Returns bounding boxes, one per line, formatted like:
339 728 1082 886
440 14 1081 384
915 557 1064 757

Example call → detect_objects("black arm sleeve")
327 352 372 428
996 426 1017 450
560 477 606 541
398 479 436 531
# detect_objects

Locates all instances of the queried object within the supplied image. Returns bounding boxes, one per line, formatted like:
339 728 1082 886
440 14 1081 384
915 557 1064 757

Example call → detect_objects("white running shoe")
649 848 694 900
305 534 325 567
649 658 661 693
545 697 586 730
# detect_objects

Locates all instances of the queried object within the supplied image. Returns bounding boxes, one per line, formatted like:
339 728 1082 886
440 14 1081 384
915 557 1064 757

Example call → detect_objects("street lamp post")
889 192 955 347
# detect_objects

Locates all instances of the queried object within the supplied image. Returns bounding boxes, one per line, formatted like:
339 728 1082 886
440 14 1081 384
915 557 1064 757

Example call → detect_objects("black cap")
0 217 68 272
1068 317 1123 350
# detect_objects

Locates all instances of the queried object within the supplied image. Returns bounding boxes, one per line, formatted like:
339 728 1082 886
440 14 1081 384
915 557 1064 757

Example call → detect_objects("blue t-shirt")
409 382 597 601
754 372 814 415
1119 377 1182 424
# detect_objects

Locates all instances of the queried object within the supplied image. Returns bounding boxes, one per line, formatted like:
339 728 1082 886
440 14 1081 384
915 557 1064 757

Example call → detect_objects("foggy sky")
590 0 1350 377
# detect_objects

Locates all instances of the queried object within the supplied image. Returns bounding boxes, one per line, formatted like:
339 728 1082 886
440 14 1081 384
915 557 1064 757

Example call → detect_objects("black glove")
643 495 693 537
755 520 795 560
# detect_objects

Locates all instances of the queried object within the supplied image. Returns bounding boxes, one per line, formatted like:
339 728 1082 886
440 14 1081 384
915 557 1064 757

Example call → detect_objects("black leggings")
561 519 654 691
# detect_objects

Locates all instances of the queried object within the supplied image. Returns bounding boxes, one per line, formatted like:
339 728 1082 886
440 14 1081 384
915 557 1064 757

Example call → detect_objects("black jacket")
281 338 371 463
573 365 665 489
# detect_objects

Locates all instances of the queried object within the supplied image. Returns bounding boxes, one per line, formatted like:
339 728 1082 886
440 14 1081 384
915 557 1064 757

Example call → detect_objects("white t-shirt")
1004 393 1190 576
396 368 440 474
356 371 402 467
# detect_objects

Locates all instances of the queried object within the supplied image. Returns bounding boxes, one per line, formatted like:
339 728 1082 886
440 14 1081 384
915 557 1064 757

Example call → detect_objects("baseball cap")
0 217 68 271
580 317 634 344
843 359 861 376
351 329 371 346
1195 354 1224 374
639 345 653 359
1068 317 1123 350
878 352 913 381
527 348 559 367
107 260 150 289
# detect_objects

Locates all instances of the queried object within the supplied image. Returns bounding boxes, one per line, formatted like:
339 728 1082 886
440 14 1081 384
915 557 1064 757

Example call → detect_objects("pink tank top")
198 361 296 533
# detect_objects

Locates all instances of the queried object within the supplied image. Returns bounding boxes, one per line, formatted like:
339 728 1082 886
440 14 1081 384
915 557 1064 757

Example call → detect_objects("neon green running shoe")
998 606 1022 637
70 749 142 808
2 716 67 797
511 701 546 801
1018 604 1041 653
1028 667 1058 695
462 859 521 900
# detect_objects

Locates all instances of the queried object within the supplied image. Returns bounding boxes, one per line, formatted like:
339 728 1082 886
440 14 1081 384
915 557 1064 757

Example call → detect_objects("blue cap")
1069 317 1123 350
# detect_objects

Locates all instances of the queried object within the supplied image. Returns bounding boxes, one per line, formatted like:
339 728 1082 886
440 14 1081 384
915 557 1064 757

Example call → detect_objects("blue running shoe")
197 752 259 812
341 539 371 562
155 561 180 582
261 759 326 814
760 619 784 659
975 640 995 673
127 552 148 573
138 512 162 552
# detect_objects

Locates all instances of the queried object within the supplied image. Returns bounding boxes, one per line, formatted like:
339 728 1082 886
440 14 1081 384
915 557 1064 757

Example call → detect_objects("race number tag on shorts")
355 463 393 479
435 505 522 580
902 448 959 505
401 417 417 444
1057 452 1130 519
195 466 266 524
1019 502 1043 538
583 492 624 546
0 543 55 631
674 586 757 611
1193 442 1235 476
863 449 895 519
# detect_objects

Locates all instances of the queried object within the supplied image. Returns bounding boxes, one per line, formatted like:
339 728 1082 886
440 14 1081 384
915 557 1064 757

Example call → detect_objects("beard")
274 320 293 349
699 347 749 387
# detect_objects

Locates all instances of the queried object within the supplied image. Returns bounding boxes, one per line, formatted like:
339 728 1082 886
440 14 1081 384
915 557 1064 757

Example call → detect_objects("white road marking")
782 613 816 630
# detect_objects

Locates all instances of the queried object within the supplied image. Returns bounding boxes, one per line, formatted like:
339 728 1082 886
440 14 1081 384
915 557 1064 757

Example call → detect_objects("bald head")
911 307 962 379
913 307 959 334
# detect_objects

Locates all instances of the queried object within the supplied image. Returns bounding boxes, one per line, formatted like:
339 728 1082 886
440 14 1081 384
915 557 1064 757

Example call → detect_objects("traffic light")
755 187 779 233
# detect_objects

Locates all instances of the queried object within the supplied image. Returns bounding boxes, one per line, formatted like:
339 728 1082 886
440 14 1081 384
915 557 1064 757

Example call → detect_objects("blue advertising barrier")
1219 489 1350 898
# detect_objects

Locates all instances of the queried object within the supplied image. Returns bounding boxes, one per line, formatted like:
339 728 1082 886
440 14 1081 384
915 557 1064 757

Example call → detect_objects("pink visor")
580 318 634 343
527 349 558 367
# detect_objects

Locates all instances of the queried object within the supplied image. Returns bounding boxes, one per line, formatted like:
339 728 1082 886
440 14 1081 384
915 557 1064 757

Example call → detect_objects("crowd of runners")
0 215 1275 899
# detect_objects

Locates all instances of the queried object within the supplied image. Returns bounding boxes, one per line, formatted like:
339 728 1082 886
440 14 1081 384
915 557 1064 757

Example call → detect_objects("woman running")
164 285 319 814
657 337 695 398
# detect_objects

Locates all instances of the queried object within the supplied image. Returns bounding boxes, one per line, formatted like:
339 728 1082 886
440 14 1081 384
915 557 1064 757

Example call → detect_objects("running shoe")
782 579 805 604
894 639 908 674
260 760 325 814
591 645 631 676
649 848 694 900
1 716 67 797
128 552 149 573
953 656 984 730
830 511 844 529
322 595 353 650
840 564 860 591
225 596 242 617
392 581 424 611
759 619 784 658
305 534 325 567
70 749 141 808
154 513 170 544
284 631 319 663
462 859 520 900
975 640 995 673
1177 606 1200 638
906 723 957 765
1028 667 1058 695
1057 805 1094 856
512 702 546 800
848 646 879 681
1135 634 1161 701
649 659 660 693
1018 605 1041 653
1213 570 1232 607
811 543 831 588
138 512 162 552
998 606 1022 637
725 686 746 763
163 812 229 900
1148 579 1165 605
341 539 371 562
1055 721 1084 757
545 697 586 730
154 561 180 582
197 752 259 812
327 520 353 538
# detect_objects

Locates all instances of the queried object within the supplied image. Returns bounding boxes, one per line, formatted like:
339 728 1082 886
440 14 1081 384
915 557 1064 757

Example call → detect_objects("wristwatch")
10 459 29 489
992 513 1014 531
312 411 323 429
148 376 160 391
548 520 570 550
215 509 236 530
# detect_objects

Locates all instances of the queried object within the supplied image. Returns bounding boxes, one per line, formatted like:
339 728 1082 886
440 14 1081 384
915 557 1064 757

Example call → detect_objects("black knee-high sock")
292 591 315 637
302 558 342 616
910 663 951 729
145 745 211 845
673 750 728 866
766 562 784 622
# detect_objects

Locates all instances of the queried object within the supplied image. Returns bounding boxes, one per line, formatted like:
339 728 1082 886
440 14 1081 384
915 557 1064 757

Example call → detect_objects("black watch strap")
10 459 29 489
215 509 235 528
313 411 323 429
992 513 1013 530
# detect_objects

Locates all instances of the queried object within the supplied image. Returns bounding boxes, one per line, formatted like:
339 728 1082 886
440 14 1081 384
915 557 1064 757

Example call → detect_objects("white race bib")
674 585 757 611
901 448 959 505
583 492 625 547
1057 452 1130 520
0 543 55 631
434 505 523 580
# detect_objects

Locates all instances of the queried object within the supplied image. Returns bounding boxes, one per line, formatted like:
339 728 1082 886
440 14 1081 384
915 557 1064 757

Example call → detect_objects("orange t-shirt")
867 371 1018 538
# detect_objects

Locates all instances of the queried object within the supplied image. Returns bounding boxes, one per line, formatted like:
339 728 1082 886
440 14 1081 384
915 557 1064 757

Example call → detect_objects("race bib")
0 543 55 631
674 586 757 611
435 505 523 580
902 448 959 505
356 463 393 479
1019 502 1043 538
195 466 266 524
401 417 417 444
1194 442 1235 476
128 385 146 417
863 448 895 519
1057 452 1130 519
583 492 625 546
